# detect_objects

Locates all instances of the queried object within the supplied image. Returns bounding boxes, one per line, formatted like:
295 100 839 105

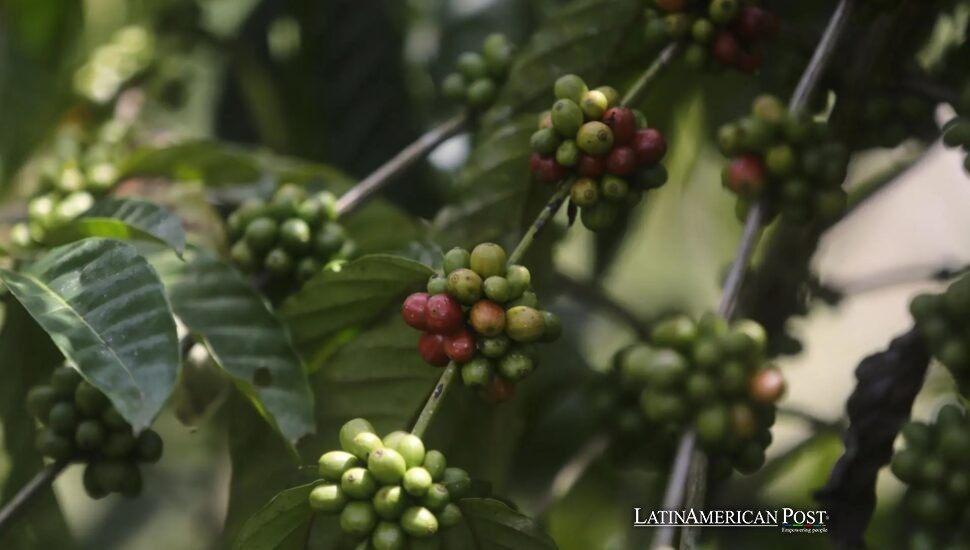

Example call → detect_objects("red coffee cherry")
632 129 667 166
483 376 515 403
418 333 450 366
712 31 740 66
444 330 476 363
734 47 764 74
655 0 687 12
536 157 566 184
734 6 775 42
425 294 464 334
725 154 767 196
602 107 636 145
577 155 606 178
750 367 786 404
402 293 430 331
605 147 637 176
529 152 543 174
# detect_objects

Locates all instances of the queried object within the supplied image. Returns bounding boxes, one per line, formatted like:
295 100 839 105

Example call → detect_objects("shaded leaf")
119 140 263 185
45 198 186 255
0 238 180 431
149 247 314 446
232 482 317 550
815 328 931 549
449 497 558 549
279 255 433 369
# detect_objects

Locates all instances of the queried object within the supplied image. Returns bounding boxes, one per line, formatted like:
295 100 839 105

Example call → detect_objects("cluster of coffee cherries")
441 34 514 111
943 118 970 173
227 184 353 284
529 74 669 231
891 404 970 550
401 243 561 402
10 121 133 250
616 314 784 476
719 94 850 225
644 0 778 73
309 419 469 549
74 25 155 104
26 366 164 499
910 275 970 397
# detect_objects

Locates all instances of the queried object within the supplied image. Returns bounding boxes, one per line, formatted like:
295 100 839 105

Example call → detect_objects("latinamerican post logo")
633 508 829 534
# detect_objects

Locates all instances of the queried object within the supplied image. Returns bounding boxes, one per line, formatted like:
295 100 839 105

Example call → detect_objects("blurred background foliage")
0 0 967 549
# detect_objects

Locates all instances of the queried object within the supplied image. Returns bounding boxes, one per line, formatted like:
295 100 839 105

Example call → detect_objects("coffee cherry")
470 243 507 279
734 441 766 475
264 248 292 276
339 418 376 453
469 300 506 337
498 351 535 381
341 501 378 537
724 155 766 196
483 276 512 303
442 467 472 498
750 368 786 403
419 333 449 367
656 0 687 12
601 175 629 201
541 311 562 342
467 79 497 109
74 381 109 417
401 506 439 538
711 31 740 65
581 90 609 121
603 108 636 145
402 293 431 330
483 376 515 403
309 483 347 513
483 33 513 78
319 450 360 481
444 330 476 363
735 6 773 42
606 147 636 175
554 74 588 104
75 420 106 451
427 276 448 296
423 450 447 481
83 463 109 500
695 405 730 448
425 294 463 334
51 366 82 398
570 178 600 207
577 154 606 177
534 156 566 184
505 265 531 298
421 483 450 512
341 467 378 499
368 448 408 485
371 521 407 550
280 218 312 254
102 430 136 459
49 402 79 435
244 217 278 253
531 128 561 156
552 99 584 137
373 485 407 519
350 432 384 461
388 433 425 469
506 306 546 343
461 357 493 387
577 122 614 156
26 385 56 423
438 502 462 528
580 201 619 231
480 335 511 359
403 467 433 496
37 429 73 461
296 258 320 282
314 222 347 259
709 0 739 24
457 52 486 80
633 129 667 165
556 140 581 167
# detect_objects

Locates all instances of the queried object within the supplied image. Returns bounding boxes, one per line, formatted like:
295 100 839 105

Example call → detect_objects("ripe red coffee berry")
469 300 506 337
734 47 764 74
602 108 636 145
577 155 606 178
425 294 464 334
483 376 515 403
444 330 476 363
632 129 667 165
725 154 766 196
734 6 771 42
750 367 786 404
536 157 566 184
605 147 636 175
419 333 450 367
402 293 430 330
529 153 542 174
655 0 687 12
712 31 740 66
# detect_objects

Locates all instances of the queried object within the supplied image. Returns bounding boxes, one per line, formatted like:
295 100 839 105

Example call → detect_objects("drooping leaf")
44 198 186 255
119 140 263 185
0 238 180 431
447 497 558 550
815 328 931 549
0 296 75 549
148 247 314 446
232 482 317 550
278 255 433 369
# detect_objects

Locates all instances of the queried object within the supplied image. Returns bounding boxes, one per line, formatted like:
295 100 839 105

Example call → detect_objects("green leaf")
232 482 317 550
449 498 558 549
149 247 314 446
0 238 180 431
44 198 186 255
0 296 75 549
119 140 263 185
279 255 433 369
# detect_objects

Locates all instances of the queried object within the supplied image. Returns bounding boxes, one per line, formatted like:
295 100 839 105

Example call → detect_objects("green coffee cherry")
103 430 136 458
581 90 609 120
26 385 56 422
580 201 619 231
556 140 581 167
541 311 562 342
37 429 73 461
264 248 292 276
479 336 510 359
695 405 730 448
531 128 561 156
483 276 512 303
469 243 507 279
505 265 531 298
230 241 257 271
319 450 360 481
467 79 497 109
443 247 471 274
570 178 599 207
552 99 584 137
404 467 433 496
554 74 588 104
442 73 466 101
341 467 378 499
422 483 450 511
457 52 487 80
309 483 347 513
482 34 513 78
447 268 483 304
373 485 407 520
371 521 407 550
349 431 384 461
505 306 546 343
595 86 619 109
422 450 447 481
601 175 628 201
296 257 321 282
75 420 106 451
461 357 493 387
49 402 79 435
382 431 409 449
427 276 448 295
368 448 408 485
340 418 376 453
576 122 614 156
51 366 82 398
83 463 109 499
314 222 346 258
74 381 109 416
135 430 163 463
279 218 312 254
341 501 378 538
438 502 462 528
388 433 425 469
441 467 471 498
401 506 439 538
498 351 535 381
244 217 278 253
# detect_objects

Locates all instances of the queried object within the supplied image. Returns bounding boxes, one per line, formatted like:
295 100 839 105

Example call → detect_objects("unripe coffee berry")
505 265 531 297
498 351 535 381
469 243 507 279
461 357 493 387
403 467 433 496
480 335 511 358
577 122 614 156
447 268 483 305
467 79 496 109
483 276 512 303
371 521 406 550
505 306 546 343
340 418 376 454
556 140 581 167
422 483 450 511
469 300 506 336
418 333 450 367
368 448 408 485
309 483 347 513
341 467 378 499
554 74 588 104
389 434 425 469
438 503 463 528
444 330 476 363
423 450 447 480
570 178 599 207
601 175 629 201
402 293 430 330
349 432 384 461
373 485 407 520
581 90 609 120
552 99 584 137
401 506 439 538
427 276 447 295
442 247 471 274
319 450 360 481
341 501 378 537
531 128 561 156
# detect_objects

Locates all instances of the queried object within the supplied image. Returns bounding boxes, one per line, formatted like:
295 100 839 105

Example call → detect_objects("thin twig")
653 3 857 548
507 181 571 265
534 433 612 517
335 112 469 217
411 362 459 438
835 261 970 296
621 44 683 108
0 461 68 534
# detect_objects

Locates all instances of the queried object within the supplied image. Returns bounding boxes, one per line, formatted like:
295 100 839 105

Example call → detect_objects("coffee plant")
0 1 967 549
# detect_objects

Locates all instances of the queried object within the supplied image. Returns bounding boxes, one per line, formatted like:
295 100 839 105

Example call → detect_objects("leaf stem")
652 2 857 548
335 113 469 218
508 181 572 266
0 461 68 534
411 362 459 439
620 43 683 108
